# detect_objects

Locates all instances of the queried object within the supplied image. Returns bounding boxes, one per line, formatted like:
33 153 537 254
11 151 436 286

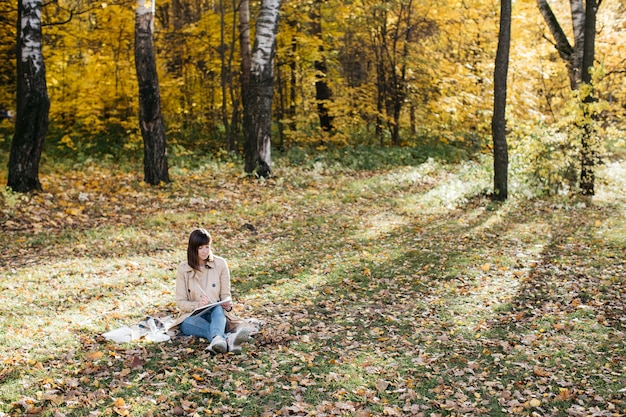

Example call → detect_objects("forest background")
0 0 624 184
1 0 626 416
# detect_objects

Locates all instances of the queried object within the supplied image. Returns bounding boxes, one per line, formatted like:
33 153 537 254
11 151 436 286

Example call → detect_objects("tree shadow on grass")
3 163 625 416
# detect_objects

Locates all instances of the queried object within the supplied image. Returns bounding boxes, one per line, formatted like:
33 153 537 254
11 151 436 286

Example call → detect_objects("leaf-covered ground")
1 157 625 416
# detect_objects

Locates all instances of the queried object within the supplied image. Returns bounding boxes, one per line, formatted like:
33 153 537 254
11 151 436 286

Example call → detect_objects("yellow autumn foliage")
0 0 623 154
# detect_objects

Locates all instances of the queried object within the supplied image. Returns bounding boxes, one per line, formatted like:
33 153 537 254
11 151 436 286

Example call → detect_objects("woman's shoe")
227 328 250 354
209 335 227 353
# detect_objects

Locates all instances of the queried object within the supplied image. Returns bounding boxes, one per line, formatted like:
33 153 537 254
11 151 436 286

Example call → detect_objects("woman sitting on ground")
170 228 249 354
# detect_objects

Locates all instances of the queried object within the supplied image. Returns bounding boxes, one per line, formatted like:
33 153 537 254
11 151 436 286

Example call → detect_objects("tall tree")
0 2 17 111
7 0 50 192
537 0 600 195
239 0 252 149
310 0 333 133
369 0 421 146
219 0 232 151
537 0 584 90
579 0 597 195
135 0 170 185
492 0 511 201
243 0 281 178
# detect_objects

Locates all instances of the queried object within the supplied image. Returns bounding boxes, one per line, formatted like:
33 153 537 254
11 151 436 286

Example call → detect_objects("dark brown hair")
187 228 213 270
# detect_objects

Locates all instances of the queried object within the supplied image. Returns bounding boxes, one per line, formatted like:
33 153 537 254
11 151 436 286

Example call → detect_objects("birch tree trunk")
537 0 584 89
537 0 599 195
244 0 281 178
135 0 170 185
492 0 511 201
8 0 50 192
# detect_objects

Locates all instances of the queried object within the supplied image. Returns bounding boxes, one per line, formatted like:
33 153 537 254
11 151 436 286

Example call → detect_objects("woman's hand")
199 295 210 306
221 301 233 311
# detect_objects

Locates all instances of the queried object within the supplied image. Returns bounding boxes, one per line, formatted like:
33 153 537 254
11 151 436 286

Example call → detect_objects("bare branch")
604 68 626 77
41 0 134 27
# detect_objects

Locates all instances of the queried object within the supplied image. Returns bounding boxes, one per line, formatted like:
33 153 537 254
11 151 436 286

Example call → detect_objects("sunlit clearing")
356 212 408 240
448 220 550 331
0 256 173 360
595 160 626 204
398 159 490 215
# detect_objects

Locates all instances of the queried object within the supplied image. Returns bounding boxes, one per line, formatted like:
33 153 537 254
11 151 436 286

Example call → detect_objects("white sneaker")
227 328 250 354
209 335 227 353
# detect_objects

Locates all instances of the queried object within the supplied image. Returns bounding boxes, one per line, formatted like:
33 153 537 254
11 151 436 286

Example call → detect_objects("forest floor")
0 155 625 417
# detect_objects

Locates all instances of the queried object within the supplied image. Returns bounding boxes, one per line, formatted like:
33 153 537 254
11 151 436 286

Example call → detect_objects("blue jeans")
180 306 226 341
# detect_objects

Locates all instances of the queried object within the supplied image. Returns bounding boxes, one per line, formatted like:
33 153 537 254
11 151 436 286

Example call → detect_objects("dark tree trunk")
275 56 286 149
238 0 251 101
135 0 170 185
311 0 333 133
388 0 411 147
580 0 597 196
243 0 281 178
315 58 333 132
289 31 297 133
492 0 511 200
219 0 234 151
372 9 387 145
370 1 412 147
8 0 50 192
228 0 240 151
239 0 253 161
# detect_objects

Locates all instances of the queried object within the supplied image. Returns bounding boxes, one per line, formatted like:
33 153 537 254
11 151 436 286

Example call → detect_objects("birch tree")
492 0 511 201
243 0 281 178
135 0 170 185
238 0 252 107
8 0 50 192
537 0 600 195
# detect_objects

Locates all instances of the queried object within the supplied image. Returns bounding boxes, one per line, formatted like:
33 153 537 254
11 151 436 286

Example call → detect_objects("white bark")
137 0 155 32
20 0 44 74
569 0 585 84
136 0 155 15
243 0 281 177
570 0 585 42
250 0 281 75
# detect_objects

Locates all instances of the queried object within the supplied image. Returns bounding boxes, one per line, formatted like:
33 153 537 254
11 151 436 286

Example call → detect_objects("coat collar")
182 260 215 273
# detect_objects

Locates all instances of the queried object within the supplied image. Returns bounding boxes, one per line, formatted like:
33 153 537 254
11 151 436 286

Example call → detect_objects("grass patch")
1 150 625 416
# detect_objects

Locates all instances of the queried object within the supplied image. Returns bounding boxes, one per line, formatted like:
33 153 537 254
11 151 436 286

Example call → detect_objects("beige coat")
169 256 244 332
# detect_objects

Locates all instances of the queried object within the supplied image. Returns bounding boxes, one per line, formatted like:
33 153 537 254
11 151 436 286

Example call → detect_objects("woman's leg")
180 313 212 341
209 306 227 340
180 307 227 342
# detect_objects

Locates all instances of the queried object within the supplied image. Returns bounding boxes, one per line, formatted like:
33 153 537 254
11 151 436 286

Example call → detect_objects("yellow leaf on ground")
85 351 104 360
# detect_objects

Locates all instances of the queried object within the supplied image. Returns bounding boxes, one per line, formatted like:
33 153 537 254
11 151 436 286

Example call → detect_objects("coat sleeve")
176 264 199 313
219 258 232 301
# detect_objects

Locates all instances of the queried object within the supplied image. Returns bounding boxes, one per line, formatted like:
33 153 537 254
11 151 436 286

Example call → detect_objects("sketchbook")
190 297 232 317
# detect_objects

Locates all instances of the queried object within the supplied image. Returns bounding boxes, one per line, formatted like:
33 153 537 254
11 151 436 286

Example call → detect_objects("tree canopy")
0 0 624 192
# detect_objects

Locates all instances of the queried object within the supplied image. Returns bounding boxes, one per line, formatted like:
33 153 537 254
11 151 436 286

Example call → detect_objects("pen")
198 285 208 303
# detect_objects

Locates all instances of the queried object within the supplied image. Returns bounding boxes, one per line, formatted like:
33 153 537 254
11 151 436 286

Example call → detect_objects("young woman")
170 228 249 353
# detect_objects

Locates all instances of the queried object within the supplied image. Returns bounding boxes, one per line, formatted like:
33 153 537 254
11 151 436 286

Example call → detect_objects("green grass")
1 150 625 416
